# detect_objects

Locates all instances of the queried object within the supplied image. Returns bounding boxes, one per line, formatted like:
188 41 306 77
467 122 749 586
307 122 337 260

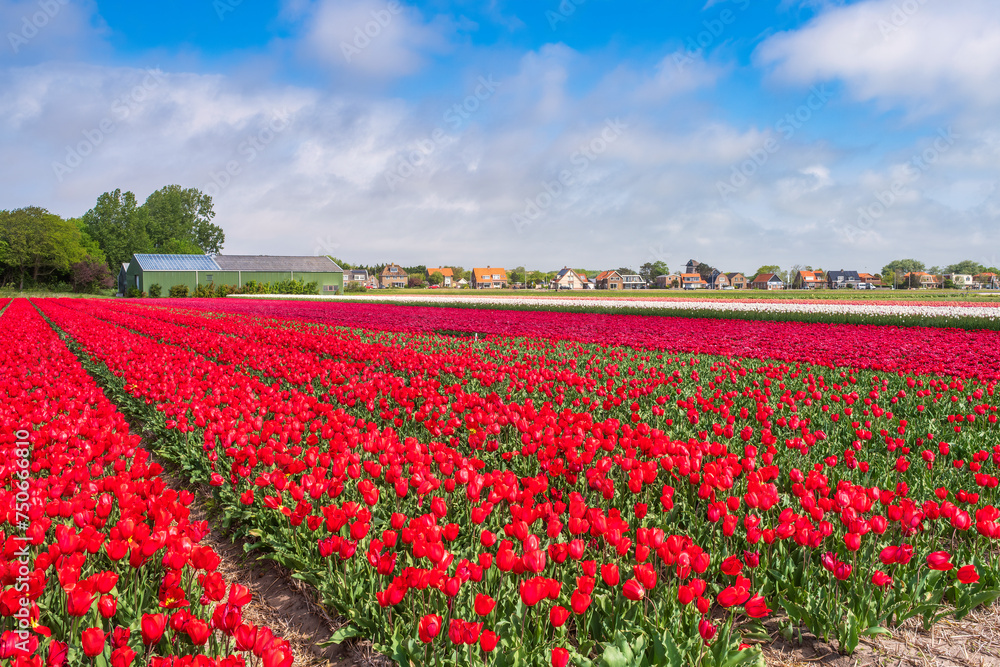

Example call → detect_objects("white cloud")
0 0 108 65
757 0 1000 112
294 0 458 77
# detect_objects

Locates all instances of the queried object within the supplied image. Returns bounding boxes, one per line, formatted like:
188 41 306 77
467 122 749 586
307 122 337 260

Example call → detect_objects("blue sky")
2 0 999 273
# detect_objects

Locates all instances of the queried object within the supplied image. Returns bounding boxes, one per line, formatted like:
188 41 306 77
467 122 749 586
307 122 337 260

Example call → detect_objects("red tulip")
418 614 443 643
744 595 771 618
98 595 117 619
926 551 953 571
519 578 547 607
698 618 716 642
550 605 570 628
110 646 136 667
81 628 106 658
141 614 167 645
570 589 592 615
956 564 979 584
263 647 294 667
601 563 620 587
67 589 95 617
523 549 546 574
622 579 645 601
869 571 891 588
720 555 742 576
551 647 570 667
474 594 496 616
47 640 69 667
186 618 211 645
480 630 499 652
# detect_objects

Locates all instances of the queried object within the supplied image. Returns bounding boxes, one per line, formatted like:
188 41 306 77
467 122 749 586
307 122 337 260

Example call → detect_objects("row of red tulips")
161 298 1000 379
0 300 294 667
35 298 1000 665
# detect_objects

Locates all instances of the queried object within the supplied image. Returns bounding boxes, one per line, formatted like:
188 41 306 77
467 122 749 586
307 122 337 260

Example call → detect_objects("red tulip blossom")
956 564 979 584
81 628 106 658
926 551 953 571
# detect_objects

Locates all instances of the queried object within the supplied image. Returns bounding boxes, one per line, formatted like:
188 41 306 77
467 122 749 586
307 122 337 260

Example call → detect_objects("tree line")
0 186 224 292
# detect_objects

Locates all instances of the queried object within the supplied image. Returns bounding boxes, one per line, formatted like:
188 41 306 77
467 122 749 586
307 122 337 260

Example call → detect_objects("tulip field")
0 300 293 667
4 298 1000 667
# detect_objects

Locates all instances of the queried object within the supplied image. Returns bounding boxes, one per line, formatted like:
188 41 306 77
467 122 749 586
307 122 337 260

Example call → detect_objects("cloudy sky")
2 0 999 273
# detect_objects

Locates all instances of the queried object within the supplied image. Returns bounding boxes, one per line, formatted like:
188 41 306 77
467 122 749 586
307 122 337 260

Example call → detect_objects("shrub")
49 281 74 294
125 287 142 298
345 283 368 294
70 257 114 293
193 283 216 298
148 284 162 298
169 285 189 298
231 279 318 296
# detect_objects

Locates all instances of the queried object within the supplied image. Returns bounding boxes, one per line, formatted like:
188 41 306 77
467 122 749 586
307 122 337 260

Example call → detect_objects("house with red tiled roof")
793 270 825 289
427 267 454 287
751 273 785 290
975 273 999 289
858 272 883 288
903 272 942 289
472 267 507 289
595 270 623 290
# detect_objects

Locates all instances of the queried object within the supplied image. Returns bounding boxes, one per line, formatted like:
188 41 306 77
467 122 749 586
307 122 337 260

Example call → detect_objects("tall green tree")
944 260 985 275
881 259 925 279
0 207 94 289
753 265 781 278
143 185 224 254
83 190 152 271
638 261 669 286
